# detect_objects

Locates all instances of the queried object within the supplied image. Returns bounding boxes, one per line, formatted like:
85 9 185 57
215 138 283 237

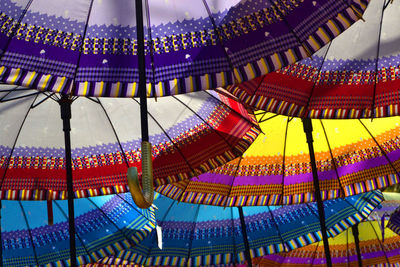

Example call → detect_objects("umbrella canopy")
0 193 155 266
157 112 400 206
90 191 382 267
387 205 400 237
228 0 400 119
254 220 400 267
0 0 369 97
0 84 259 200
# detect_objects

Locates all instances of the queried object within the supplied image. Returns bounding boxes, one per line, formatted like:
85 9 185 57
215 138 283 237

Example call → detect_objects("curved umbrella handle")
127 141 154 209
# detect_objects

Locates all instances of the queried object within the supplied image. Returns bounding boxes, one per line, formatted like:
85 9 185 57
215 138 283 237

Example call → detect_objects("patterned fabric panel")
254 220 400 267
1 193 155 267
0 87 259 200
93 191 382 267
157 114 400 206
229 0 400 119
0 0 369 96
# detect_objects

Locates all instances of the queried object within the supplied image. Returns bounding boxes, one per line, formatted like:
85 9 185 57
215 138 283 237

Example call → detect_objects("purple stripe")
195 149 400 186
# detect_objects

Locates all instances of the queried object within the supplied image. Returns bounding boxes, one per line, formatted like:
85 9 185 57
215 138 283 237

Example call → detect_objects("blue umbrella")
95 191 383 267
1 193 155 266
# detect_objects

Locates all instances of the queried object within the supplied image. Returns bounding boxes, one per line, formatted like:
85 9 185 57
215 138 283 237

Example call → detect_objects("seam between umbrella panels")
115 194 153 223
0 93 38 190
204 90 259 129
280 117 290 205
53 200 97 264
130 97 203 190
310 239 321 267
86 197 141 247
171 94 243 158
365 220 391 264
304 202 333 239
223 155 243 208
266 205 288 253
142 198 176 266
144 0 157 99
229 208 238 266
18 201 39 266
371 0 385 119
319 120 346 198
70 0 95 96
0 0 33 62
201 0 238 84
358 119 400 181
185 204 202 267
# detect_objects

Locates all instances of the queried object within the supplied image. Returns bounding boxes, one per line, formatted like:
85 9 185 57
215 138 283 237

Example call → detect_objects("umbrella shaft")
238 207 253 267
60 96 77 267
303 118 332 267
135 0 149 142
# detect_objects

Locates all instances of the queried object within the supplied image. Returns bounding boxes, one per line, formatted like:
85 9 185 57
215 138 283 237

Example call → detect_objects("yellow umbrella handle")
127 141 154 209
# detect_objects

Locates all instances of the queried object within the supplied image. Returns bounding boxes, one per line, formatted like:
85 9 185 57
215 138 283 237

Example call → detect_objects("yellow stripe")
158 81 164 97
10 68 21 84
40 74 52 90
99 81 105 96
114 82 121 97
55 77 66 92
81 81 89 95
233 68 241 83
0 66 5 76
247 63 255 79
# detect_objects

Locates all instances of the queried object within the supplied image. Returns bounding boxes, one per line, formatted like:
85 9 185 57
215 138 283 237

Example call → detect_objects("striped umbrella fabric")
0 84 259 200
1 193 155 266
90 191 382 267
228 0 400 119
157 112 400 206
0 0 369 97
255 220 400 267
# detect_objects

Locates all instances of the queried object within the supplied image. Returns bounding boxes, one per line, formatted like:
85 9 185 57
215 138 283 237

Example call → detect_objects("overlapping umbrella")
255 220 400 266
0 85 258 200
0 0 369 96
157 113 400 206
0 193 155 266
88 191 382 267
228 0 399 119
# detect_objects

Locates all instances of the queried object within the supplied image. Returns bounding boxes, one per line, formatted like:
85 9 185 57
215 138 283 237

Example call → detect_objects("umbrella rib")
229 208 238 265
185 204 202 267
0 86 28 92
53 200 97 264
370 0 385 118
143 0 157 99
223 155 243 208
18 201 39 266
69 0 95 95
204 90 260 128
131 98 202 197
0 0 33 61
305 202 333 238
31 93 56 109
346 227 349 267
267 0 312 56
303 42 332 117
0 91 41 102
319 120 346 198
0 94 38 190
142 198 177 266
86 197 143 247
96 98 130 168
280 117 290 205
201 0 238 84
366 220 391 265
358 119 400 184
257 113 279 124
115 194 153 222
172 94 242 158
242 74 268 106
267 205 288 253
310 239 321 267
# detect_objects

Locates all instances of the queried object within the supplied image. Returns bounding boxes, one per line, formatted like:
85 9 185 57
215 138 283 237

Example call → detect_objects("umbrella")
228 0 399 119
0 192 156 266
157 113 400 207
0 0 369 97
0 84 259 265
157 112 400 266
89 190 382 267
387 205 400 238
254 220 400 267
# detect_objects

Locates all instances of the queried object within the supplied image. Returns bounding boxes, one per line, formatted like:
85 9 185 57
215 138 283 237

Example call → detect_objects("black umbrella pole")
302 118 332 267
238 207 253 267
352 224 363 267
135 0 149 142
60 95 77 267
